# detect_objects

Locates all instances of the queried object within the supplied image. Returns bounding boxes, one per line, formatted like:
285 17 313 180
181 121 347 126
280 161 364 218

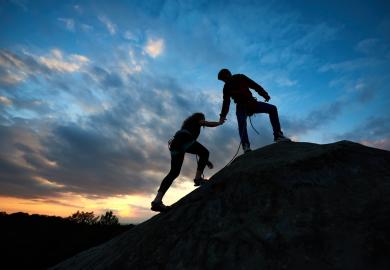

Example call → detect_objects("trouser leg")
157 152 184 195
236 107 250 147
253 101 282 135
186 141 209 174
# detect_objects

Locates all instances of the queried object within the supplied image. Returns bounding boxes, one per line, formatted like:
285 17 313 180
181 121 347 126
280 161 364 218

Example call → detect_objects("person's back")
223 74 257 105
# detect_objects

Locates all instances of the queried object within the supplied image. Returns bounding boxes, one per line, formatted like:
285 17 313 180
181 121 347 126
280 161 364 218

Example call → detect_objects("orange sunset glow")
0 181 196 223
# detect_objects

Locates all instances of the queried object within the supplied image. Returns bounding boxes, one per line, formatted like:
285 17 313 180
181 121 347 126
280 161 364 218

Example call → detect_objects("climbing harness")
168 129 195 155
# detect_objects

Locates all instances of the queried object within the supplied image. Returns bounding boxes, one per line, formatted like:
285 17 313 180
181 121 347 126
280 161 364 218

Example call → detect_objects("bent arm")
244 75 270 99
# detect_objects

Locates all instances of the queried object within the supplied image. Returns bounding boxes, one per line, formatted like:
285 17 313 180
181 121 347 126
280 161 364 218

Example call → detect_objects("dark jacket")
220 74 268 118
169 119 201 153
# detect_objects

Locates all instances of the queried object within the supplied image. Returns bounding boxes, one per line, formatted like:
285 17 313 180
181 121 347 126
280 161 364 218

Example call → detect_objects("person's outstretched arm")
219 86 231 121
199 119 224 127
243 74 271 102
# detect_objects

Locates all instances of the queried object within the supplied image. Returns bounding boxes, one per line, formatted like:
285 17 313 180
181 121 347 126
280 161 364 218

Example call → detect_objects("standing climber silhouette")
218 68 290 153
151 112 224 212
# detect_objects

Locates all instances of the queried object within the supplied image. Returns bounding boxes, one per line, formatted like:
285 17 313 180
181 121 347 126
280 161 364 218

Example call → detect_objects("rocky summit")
51 141 390 270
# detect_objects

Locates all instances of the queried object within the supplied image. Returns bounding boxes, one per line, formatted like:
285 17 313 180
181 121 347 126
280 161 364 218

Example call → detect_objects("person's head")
182 112 205 127
218 68 232 82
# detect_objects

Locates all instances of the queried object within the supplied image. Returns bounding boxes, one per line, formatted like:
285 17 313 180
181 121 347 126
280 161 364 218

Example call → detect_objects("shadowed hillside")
0 212 133 270
51 141 390 270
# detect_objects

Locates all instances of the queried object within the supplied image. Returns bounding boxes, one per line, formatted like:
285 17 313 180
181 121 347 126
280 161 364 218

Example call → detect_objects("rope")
221 141 242 170
249 115 260 135
195 114 258 175
194 141 242 177
221 114 259 170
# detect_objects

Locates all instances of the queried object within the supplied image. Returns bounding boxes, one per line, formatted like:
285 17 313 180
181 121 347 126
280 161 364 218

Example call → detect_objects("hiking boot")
194 177 208 186
151 201 171 213
242 144 252 153
274 132 291 142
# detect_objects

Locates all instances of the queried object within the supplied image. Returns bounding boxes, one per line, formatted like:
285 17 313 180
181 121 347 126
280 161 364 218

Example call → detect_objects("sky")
0 0 389 223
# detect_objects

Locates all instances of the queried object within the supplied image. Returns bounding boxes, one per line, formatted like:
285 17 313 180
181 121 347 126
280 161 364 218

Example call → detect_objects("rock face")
51 141 390 270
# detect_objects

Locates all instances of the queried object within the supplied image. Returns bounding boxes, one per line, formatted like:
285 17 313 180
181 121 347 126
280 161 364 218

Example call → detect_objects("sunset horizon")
1 0 389 224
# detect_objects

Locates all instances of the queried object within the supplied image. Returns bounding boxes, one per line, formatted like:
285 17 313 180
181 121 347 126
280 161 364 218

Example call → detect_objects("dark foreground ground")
51 141 390 270
0 212 134 269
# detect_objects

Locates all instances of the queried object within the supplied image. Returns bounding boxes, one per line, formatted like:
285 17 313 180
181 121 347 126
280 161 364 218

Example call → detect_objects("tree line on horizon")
0 210 134 269
1 209 121 225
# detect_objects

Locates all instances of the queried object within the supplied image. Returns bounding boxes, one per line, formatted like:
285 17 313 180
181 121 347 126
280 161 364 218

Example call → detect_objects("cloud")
352 79 376 103
0 64 247 200
318 57 382 73
81 24 93 32
123 31 139 41
0 96 12 106
355 38 379 54
58 18 75 32
98 15 117 35
319 38 389 74
339 116 390 139
73 5 83 14
144 38 164 58
334 116 390 150
359 139 390 151
0 123 65 199
355 38 390 56
282 100 344 136
86 65 123 89
39 49 89 73
0 49 89 87
0 49 44 85
275 77 297 87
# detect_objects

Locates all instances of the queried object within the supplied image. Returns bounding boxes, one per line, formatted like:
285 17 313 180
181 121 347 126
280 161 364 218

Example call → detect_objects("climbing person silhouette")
218 68 290 153
151 112 224 212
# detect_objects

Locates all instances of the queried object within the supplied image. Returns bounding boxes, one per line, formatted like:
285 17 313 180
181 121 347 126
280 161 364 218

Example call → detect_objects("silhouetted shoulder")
232 73 244 80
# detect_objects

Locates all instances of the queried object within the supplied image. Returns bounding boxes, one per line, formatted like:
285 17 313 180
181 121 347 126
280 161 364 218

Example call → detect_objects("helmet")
218 68 231 81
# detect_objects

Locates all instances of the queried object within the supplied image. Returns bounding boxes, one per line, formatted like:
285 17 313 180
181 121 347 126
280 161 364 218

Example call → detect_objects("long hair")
182 112 205 128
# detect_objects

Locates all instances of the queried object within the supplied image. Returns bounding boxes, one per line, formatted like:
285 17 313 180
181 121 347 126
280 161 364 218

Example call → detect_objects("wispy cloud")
275 77 297 87
320 38 389 73
319 57 382 73
58 18 75 32
73 4 83 14
0 49 89 86
283 100 345 136
355 38 379 54
123 31 138 41
334 116 390 150
0 49 43 86
81 24 93 32
0 96 12 106
98 15 117 35
39 49 89 73
144 38 164 58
